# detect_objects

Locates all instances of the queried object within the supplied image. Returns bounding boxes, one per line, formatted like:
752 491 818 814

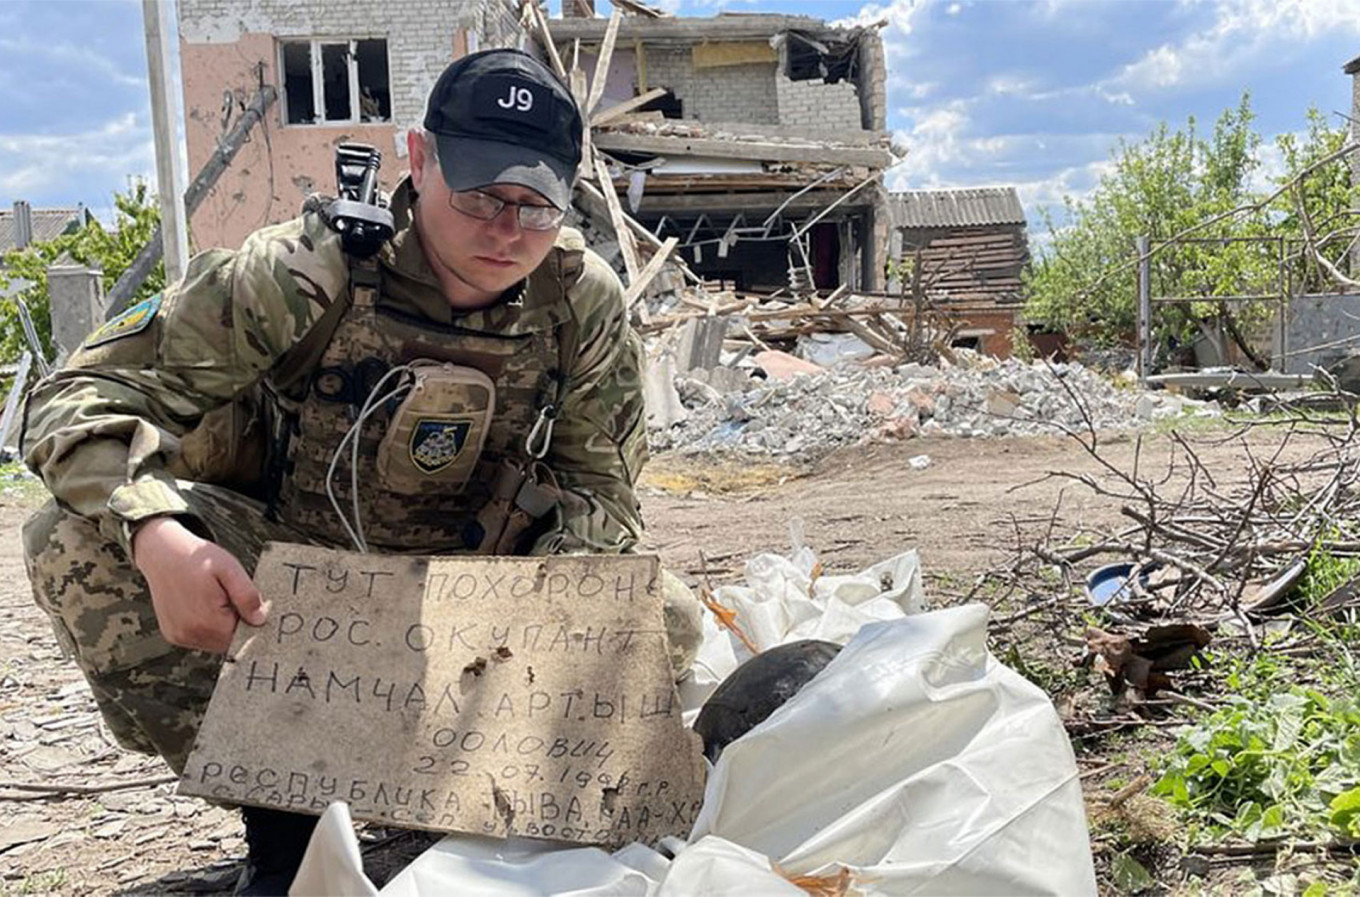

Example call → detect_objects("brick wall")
179 0 519 128
859 34 887 132
645 48 779 124
774 76 862 131
177 0 526 248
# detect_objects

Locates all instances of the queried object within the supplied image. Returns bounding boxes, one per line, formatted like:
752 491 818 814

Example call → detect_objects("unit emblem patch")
410 418 472 474
84 293 162 348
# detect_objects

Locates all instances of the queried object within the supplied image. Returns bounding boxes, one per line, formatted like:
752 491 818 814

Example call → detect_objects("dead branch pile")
979 373 1360 695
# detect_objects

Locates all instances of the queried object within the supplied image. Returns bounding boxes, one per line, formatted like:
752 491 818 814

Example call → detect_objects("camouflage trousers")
22 484 309 775
23 485 705 776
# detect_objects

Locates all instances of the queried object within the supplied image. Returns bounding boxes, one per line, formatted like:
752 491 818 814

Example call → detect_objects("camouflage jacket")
22 180 648 557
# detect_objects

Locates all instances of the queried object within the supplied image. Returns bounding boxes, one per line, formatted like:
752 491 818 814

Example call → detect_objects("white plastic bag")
290 548 1095 896
690 605 1097 895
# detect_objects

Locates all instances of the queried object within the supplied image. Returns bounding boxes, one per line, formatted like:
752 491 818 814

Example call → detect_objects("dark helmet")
693 639 842 763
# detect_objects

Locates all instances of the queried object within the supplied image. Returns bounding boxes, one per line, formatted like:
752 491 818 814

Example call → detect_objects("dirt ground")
0 425 1338 894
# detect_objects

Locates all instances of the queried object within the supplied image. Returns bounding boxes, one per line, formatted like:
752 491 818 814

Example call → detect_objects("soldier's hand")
132 517 268 654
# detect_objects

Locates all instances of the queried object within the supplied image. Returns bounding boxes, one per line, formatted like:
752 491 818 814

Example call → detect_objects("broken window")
782 31 860 84
280 38 391 125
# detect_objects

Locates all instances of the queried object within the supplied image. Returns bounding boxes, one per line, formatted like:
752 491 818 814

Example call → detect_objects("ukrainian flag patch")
84 293 162 348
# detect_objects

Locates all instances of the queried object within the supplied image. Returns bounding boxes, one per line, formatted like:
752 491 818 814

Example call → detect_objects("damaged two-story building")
176 0 527 250
172 2 895 297
553 11 896 293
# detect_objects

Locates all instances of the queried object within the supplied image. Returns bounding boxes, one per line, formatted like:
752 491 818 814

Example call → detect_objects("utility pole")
142 0 190 284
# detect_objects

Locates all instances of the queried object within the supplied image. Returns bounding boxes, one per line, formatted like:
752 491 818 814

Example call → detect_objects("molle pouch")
376 361 495 494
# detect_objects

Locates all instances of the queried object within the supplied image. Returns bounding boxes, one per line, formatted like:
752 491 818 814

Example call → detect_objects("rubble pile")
648 350 1218 456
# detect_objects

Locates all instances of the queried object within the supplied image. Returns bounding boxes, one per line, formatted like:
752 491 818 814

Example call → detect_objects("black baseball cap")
423 48 583 211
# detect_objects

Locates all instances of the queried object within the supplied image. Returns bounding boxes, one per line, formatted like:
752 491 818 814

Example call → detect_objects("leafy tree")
1023 94 1340 363
0 180 162 361
1273 108 1359 294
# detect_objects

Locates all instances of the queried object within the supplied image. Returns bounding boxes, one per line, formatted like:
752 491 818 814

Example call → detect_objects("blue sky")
2 0 1359 244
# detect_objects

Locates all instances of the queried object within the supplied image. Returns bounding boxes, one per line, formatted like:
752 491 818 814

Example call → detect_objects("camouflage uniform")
23 180 701 775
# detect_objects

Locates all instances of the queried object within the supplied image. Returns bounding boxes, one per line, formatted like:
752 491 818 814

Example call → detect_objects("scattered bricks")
754 350 826 381
867 392 895 417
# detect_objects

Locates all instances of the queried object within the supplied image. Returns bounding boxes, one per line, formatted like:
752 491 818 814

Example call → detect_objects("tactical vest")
263 240 584 553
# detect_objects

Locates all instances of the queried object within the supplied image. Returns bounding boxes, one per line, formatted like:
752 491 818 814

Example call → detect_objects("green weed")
1152 687 1360 843
1299 540 1360 608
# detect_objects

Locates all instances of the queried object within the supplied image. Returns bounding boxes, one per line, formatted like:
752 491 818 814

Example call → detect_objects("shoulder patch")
84 293 162 348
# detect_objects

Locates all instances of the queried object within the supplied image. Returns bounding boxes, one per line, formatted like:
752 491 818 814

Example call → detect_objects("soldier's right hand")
132 517 269 654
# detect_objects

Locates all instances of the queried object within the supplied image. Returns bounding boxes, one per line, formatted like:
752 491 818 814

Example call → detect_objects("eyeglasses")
447 189 565 232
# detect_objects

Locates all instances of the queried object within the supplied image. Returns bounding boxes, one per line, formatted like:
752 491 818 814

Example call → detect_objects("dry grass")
641 454 807 495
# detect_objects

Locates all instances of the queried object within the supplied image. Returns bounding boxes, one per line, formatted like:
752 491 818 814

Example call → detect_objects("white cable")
325 364 415 552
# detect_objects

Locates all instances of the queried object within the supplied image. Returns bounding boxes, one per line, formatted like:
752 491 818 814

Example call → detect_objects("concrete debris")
753 350 824 381
648 349 1219 456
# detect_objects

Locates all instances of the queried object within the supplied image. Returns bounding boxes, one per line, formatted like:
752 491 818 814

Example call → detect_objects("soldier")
22 49 702 895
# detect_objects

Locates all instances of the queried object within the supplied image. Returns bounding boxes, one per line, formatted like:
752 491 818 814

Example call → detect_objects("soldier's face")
409 133 560 310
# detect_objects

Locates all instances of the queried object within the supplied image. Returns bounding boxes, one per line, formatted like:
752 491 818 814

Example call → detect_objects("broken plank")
612 0 668 17
591 87 668 128
585 9 622 116
840 314 901 356
526 2 567 79
622 236 679 308
593 152 641 282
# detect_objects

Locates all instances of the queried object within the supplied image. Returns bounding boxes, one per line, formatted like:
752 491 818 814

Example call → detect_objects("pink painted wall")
180 34 401 251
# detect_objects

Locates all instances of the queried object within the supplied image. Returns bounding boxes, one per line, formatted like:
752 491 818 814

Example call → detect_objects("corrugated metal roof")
889 187 1026 229
0 207 87 253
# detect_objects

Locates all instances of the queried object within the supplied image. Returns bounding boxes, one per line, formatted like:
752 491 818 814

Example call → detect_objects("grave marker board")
180 543 706 846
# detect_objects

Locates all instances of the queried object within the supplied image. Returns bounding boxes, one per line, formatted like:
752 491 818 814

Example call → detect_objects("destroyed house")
551 13 894 294
887 187 1030 357
175 0 525 250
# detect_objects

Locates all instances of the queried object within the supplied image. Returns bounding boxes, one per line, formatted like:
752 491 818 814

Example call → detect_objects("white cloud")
1107 0 1360 96
987 73 1039 97
0 36 144 89
834 0 926 48
0 113 154 200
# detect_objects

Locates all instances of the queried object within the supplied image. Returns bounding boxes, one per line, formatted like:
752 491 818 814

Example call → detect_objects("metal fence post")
1137 235 1151 380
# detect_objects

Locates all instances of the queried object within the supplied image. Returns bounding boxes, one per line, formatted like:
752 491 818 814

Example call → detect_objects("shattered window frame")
278 37 391 126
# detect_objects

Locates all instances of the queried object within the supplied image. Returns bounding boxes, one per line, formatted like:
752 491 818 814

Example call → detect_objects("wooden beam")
585 9 621 116
623 236 678 307
612 0 668 18
593 131 893 167
570 62 592 180
592 153 641 282
590 86 667 127
526 2 566 79
551 15 829 43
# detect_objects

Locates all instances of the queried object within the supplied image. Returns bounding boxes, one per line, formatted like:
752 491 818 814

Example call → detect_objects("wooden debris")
592 152 641 282
622 236 679 309
591 87 669 128
612 0 669 18
585 9 622 116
